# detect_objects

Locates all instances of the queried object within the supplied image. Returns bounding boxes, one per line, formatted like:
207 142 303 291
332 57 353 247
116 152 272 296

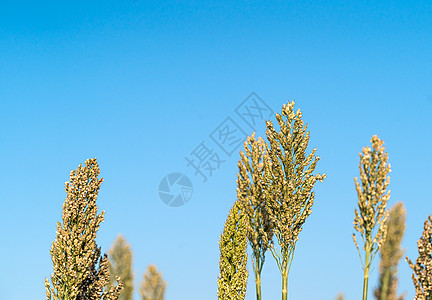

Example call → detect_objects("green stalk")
362 271 369 300
380 267 391 300
282 272 288 300
362 240 371 300
255 272 262 300
254 255 262 300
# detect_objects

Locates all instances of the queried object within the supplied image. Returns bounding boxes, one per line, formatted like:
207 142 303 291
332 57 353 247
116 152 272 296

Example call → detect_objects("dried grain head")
139 265 166 300
237 132 274 258
217 201 248 300
353 135 390 254
108 235 134 300
375 202 406 300
263 101 325 255
45 158 122 300
407 215 432 299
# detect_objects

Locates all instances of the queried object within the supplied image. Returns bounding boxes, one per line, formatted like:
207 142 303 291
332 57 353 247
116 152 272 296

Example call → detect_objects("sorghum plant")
237 133 273 300
217 201 248 300
45 158 123 300
139 265 166 300
353 135 391 300
335 292 346 300
374 202 406 300
406 215 432 299
263 101 325 300
108 234 134 300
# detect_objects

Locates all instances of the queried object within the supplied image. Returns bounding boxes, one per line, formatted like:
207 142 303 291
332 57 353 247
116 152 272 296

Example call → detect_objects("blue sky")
0 1 431 299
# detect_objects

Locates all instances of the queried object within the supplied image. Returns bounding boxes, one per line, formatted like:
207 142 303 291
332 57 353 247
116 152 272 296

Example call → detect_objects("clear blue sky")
0 1 431 299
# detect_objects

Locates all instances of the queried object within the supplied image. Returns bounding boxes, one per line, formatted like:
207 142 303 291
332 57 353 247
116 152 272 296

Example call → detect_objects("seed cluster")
375 202 406 300
45 158 123 300
263 102 325 276
237 133 273 278
108 235 134 300
139 265 166 300
407 216 432 299
353 135 391 267
217 201 248 300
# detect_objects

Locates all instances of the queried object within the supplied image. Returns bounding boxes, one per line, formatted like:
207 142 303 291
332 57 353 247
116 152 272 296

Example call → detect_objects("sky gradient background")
1 1 432 299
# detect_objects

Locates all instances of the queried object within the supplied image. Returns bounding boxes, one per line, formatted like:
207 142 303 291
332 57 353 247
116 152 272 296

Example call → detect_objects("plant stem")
254 255 262 300
380 267 391 300
255 273 262 300
363 240 371 300
282 272 288 300
363 272 369 300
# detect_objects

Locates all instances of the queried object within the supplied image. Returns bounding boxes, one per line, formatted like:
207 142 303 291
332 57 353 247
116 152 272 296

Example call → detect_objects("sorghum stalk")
381 268 391 300
282 269 288 300
406 215 432 299
353 135 391 300
254 256 262 300
107 234 134 300
263 101 325 300
139 265 166 300
374 202 406 300
237 133 273 300
364 240 372 300
45 158 123 300
335 292 346 300
217 201 248 300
